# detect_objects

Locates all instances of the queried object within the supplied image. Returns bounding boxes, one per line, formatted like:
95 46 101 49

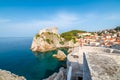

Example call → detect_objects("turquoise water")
0 37 67 80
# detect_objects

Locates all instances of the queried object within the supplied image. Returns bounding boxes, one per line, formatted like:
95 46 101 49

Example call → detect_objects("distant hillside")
115 26 120 31
95 26 120 36
60 30 86 41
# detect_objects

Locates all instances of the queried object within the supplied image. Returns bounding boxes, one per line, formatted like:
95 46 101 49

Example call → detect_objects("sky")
0 0 120 37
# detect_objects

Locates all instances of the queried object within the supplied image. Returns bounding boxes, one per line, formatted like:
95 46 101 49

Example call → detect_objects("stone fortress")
39 27 58 34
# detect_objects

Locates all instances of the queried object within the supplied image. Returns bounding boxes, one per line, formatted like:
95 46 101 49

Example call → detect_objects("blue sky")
0 0 120 37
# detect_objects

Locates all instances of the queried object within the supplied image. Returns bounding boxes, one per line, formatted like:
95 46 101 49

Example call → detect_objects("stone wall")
85 52 120 80
82 46 120 54
43 67 66 80
67 46 120 80
39 27 58 34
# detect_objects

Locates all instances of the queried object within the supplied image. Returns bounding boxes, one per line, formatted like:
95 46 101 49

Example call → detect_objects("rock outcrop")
52 50 66 61
0 69 26 80
43 67 66 80
31 27 65 52
31 27 80 52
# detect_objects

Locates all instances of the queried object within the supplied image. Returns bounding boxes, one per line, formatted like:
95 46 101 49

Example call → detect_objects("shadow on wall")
67 59 83 80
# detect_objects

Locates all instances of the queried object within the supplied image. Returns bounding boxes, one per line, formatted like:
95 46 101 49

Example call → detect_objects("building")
39 27 58 34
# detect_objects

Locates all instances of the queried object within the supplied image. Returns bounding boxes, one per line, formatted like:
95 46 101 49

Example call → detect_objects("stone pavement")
67 46 120 80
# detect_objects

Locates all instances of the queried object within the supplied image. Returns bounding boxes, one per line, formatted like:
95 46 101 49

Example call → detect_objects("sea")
0 37 67 80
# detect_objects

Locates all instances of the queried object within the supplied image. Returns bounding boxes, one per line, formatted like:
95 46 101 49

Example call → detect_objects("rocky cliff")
31 27 65 52
0 69 26 80
31 27 79 52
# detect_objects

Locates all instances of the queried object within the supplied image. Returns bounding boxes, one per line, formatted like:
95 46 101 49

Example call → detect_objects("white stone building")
39 27 58 34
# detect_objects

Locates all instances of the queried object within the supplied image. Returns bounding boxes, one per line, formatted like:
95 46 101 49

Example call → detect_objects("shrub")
51 40 54 43
35 33 40 39
72 38 77 43
47 32 51 34
59 41 64 45
46 39 51 44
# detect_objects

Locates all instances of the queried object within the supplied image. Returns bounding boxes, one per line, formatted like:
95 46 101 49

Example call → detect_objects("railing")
67 66 72 80
83 52 92 80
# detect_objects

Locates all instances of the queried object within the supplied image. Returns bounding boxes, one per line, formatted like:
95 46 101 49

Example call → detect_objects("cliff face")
31 27 80 52
31 27 65 52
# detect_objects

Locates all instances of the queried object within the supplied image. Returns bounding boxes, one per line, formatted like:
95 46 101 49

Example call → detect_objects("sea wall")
67 46 120 80
43 67 66 80
82 46 120 54
85 52 120 80
111 44 120 50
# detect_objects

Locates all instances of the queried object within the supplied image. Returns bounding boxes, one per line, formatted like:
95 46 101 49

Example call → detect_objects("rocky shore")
0 69 26 80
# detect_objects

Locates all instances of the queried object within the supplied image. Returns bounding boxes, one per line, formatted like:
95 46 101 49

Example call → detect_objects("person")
79 38 83 48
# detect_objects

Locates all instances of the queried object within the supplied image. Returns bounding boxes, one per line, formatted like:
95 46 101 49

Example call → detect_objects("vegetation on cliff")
35 33 40 39
31 31 65 52
60 30 86 41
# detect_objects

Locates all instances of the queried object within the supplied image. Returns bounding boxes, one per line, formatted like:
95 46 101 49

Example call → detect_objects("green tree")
115 26 120 31
59 41 64 45
45 39 51 44
60 30 86 41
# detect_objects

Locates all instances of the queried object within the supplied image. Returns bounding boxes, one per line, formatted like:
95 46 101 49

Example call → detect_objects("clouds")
105 14 120 20
0 18 11 23
24 12 120 32
27 12 81 33
0 0 120 37
33 12 79 27
0 12 120 37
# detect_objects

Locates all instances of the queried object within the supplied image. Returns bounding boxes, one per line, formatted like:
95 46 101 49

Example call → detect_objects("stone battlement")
39 27 58 34
67 46 120 80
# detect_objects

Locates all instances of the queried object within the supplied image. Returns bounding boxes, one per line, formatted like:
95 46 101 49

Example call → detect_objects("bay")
0 37 67 80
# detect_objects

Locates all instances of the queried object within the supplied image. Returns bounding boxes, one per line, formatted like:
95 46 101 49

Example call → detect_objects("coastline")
0 69 26 80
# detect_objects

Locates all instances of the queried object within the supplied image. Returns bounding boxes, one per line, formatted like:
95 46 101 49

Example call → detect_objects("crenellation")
39 27 58 34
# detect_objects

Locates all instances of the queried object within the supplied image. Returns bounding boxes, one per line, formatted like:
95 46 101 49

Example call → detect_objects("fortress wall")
85 50 120 80
82 46 120 54
67 46 120 80
39 27 58 34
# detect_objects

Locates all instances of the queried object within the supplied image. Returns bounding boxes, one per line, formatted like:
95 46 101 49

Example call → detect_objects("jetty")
67 46 120 80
